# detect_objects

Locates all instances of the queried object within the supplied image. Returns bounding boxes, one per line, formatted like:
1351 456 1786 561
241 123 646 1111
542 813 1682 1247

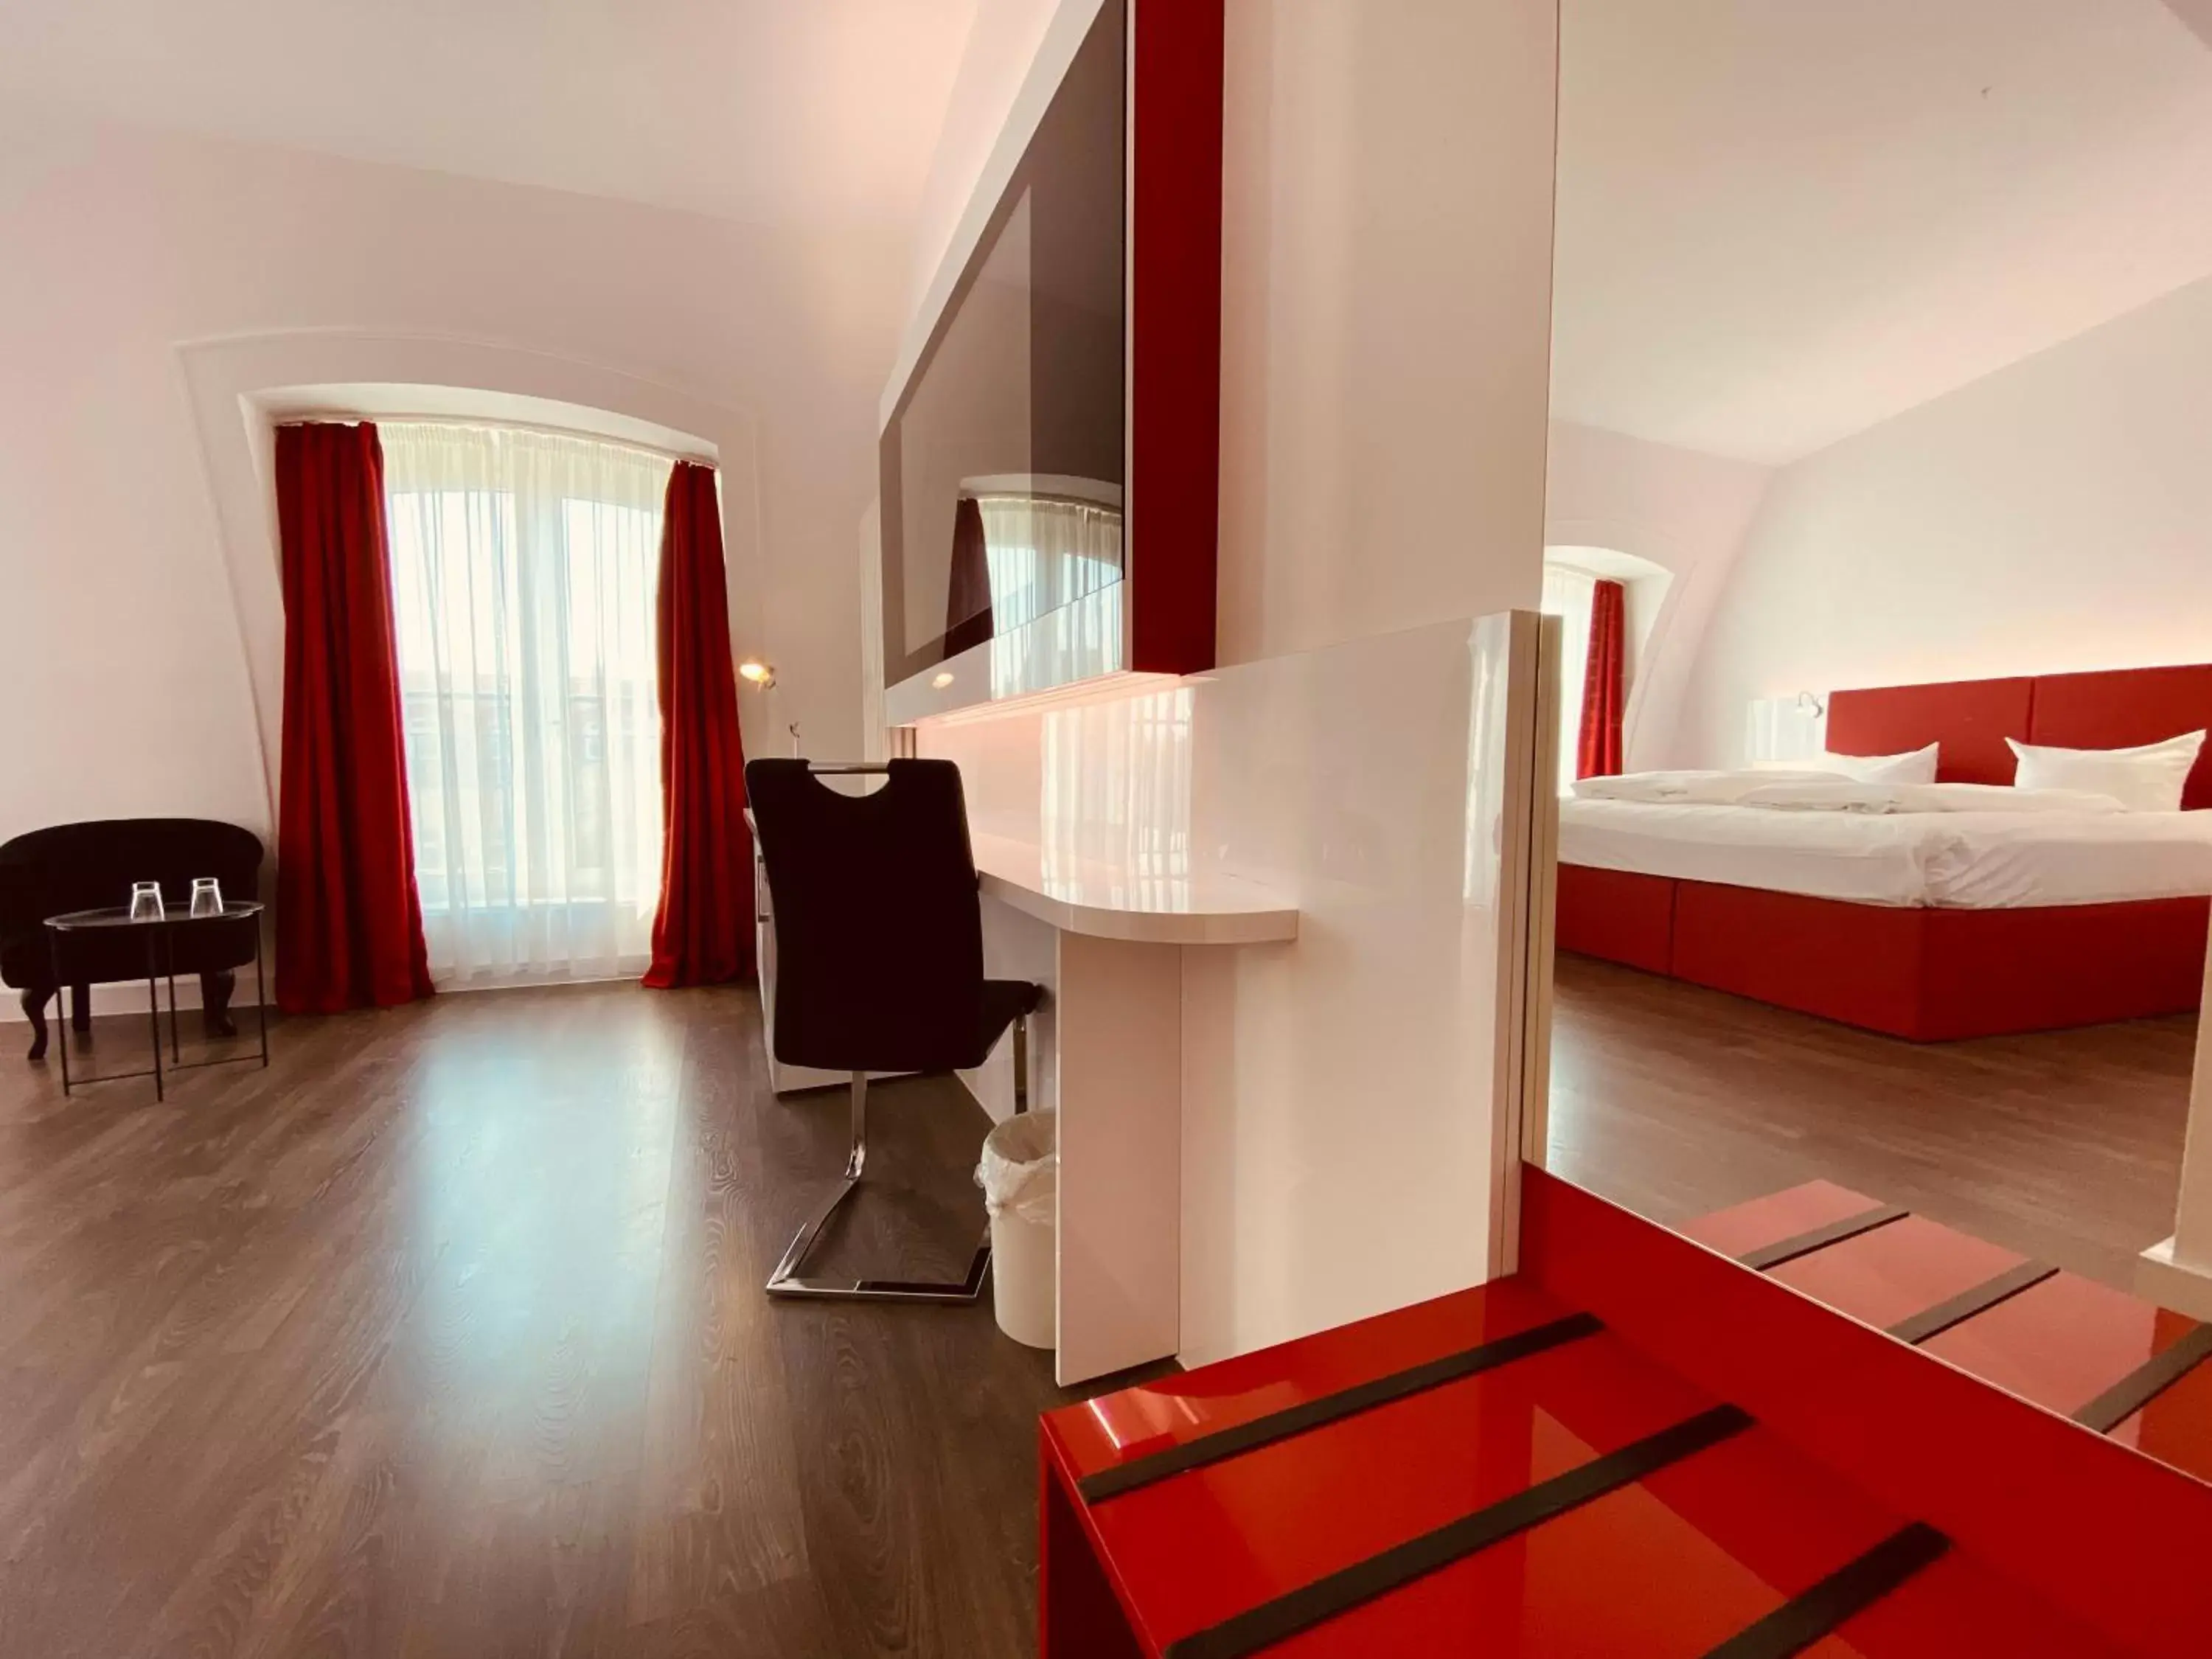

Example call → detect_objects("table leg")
166 940 180 1064
50 931 71 1096
147 935 164 1102
255 925 269 1068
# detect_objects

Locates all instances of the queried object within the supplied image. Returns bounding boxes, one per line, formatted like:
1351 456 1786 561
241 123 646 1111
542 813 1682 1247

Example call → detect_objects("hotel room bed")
1562 794 2212 909
1555 662 2212 1040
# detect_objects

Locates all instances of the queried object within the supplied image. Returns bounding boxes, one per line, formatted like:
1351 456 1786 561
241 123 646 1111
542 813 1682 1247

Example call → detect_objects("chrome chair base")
766 1016 1027 1304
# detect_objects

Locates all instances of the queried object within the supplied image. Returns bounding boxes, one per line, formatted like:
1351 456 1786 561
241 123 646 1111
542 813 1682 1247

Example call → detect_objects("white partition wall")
2138 919 2212 1321
917 611 1547 1374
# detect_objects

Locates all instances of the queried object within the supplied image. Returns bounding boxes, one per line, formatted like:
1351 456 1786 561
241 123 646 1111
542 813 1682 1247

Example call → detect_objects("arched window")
383 421 674 983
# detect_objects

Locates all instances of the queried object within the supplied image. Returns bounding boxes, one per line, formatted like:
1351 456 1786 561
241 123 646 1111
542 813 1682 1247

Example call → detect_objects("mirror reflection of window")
876 0 1127 690
1540 564 1597 797
1540 548 1672 794
978 492 1124 633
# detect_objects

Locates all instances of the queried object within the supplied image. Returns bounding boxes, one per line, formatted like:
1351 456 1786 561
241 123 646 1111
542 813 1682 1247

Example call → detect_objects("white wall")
1543 420 1774 768
0 102 905 869
1204 0 1562 1349
888 1 1564 1364
1681 269 2212 767
919 616 1535 1367
1215 0 1559 661
1183 0 1559 1352
905 0 1067 321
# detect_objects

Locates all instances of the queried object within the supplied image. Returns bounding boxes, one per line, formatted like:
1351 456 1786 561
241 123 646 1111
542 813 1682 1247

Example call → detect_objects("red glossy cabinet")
1040 1172 2212 1658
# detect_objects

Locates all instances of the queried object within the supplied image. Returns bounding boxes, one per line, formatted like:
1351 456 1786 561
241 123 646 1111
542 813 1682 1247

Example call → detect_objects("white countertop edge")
976 870 1300 945
744 813 1301 945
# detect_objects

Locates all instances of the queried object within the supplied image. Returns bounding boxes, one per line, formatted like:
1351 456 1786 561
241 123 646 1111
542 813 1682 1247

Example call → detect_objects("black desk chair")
747 758 1043 1304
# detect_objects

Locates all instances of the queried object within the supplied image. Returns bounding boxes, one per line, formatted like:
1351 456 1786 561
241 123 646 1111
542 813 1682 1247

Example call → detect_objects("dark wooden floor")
0 984 1127 1659
1548 953 2198 1293
3 965 2196 1656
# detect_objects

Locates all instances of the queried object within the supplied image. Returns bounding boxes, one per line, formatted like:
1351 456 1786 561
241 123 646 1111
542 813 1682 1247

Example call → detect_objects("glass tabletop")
46 902 265 931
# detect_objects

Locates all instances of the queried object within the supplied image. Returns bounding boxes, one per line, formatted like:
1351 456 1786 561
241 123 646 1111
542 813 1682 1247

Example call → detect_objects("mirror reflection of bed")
1540 0 2212 1296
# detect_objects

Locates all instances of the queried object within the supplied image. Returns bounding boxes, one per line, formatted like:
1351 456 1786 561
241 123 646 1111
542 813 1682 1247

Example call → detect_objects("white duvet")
1573 771 2128 815
1561 771 2212 908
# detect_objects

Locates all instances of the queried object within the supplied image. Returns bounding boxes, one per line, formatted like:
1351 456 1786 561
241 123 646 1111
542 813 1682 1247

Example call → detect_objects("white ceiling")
1551 0 2212 464
0 0 978 228
21 0 2211 472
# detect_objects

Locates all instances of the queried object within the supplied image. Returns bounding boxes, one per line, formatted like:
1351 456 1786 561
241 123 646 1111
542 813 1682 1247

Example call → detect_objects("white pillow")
1817 742 1940 785
2006 731 2205 813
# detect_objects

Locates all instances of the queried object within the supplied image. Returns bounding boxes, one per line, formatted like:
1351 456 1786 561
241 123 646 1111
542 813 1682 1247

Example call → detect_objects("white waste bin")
977 1110 1057 1349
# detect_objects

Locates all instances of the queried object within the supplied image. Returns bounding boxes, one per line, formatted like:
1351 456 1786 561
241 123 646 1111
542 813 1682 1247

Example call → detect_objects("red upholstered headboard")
1825 677 2033 786
1826 664 2212 808
2029 665 2212 811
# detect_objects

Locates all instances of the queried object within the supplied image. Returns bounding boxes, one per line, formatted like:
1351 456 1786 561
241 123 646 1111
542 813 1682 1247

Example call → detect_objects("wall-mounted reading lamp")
737 658 800 754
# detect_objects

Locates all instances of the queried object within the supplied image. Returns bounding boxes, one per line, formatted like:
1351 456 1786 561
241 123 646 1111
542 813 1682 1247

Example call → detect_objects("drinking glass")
128 882 165 922
189 877 223 919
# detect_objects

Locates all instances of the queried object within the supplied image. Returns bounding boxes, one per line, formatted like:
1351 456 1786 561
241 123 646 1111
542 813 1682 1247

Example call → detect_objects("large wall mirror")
878 0 1126 696
1539 0 2212 1466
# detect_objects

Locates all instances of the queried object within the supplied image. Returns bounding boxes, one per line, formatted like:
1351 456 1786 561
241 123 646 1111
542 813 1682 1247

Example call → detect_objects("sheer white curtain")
980 493 1125 698
979 495 1123 630
1540 563 1597 796
381 422 672 986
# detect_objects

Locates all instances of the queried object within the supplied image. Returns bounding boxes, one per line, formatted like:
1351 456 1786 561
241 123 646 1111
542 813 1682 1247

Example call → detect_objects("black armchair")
0 818 264 1060
746 759 1042 1303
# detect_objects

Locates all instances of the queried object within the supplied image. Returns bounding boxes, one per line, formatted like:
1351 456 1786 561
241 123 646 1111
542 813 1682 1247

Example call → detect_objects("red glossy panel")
1522 1169 2212 1658
1555 863 1674 975
2113 1332 2212 1478
1041 1455 1147 1659
2029 663 2212 810
1077 1330 1717 1650
1919 1273 2188 1417
1047 1277 1576 1482
1804 1549 2138 1658
1677 1181 1882 1259
1825 675 2034 785
1767 1216 2025 1332
1127 0 1222 675
1265 1427 1904 1658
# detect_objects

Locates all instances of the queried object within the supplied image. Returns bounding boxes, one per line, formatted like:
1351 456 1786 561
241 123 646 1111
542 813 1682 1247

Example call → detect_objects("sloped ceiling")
0 0 978 228
1552 0 2212 463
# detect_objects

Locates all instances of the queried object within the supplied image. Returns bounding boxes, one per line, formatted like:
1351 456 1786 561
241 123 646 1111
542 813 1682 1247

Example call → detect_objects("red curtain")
943 495 994 655
272 422 435 1014
1576 578 1628 779
645 462 756 989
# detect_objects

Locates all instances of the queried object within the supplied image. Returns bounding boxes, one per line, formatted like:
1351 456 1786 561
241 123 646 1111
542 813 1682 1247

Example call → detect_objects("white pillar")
1054 931 1183 1387
2138 910 2212 1318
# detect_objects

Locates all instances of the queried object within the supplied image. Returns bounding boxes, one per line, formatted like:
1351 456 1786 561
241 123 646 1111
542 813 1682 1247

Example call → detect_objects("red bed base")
1559 659 2212 1039
1557 863 2208 1040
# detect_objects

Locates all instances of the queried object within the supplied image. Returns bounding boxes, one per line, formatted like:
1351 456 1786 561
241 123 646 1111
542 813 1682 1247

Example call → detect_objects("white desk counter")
957 832 1299 1384
968 831 1298 947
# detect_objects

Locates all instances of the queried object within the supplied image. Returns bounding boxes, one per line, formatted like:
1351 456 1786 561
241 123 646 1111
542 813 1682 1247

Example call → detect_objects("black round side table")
44 902 268 1099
